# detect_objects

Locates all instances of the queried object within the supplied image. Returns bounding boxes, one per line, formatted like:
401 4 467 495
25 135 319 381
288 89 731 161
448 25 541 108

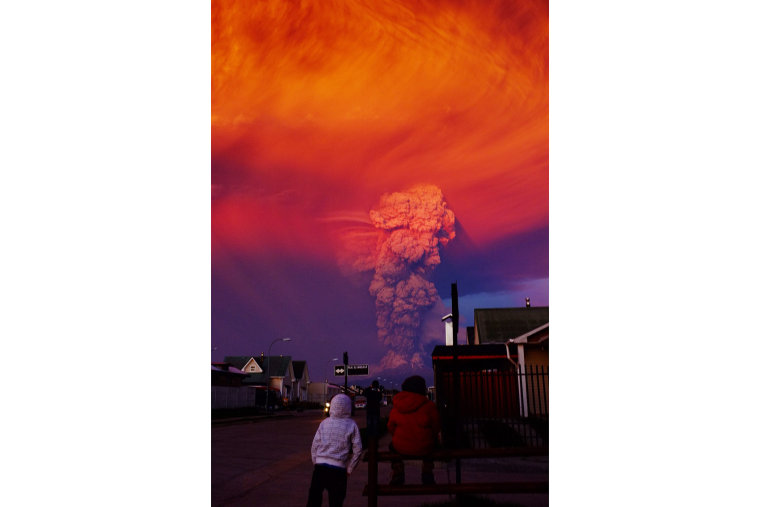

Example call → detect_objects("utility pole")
265 337 291 413
451 282 461 488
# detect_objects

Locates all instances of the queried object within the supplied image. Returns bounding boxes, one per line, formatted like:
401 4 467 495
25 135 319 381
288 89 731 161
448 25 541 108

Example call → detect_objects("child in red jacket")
387 375 440 485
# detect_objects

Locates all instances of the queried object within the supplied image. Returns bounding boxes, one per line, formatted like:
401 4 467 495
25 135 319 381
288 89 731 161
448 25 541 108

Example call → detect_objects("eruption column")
367 184 455 370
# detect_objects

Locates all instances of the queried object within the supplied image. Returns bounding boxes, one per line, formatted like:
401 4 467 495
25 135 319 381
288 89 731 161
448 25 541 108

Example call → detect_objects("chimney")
441 313 454 346
525 297 531 308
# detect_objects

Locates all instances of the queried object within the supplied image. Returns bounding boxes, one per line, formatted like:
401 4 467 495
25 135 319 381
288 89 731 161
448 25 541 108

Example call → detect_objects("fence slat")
436 365 548 449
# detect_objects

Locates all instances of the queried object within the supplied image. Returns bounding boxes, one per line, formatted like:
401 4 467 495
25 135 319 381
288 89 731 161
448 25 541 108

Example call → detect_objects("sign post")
343 351 348 390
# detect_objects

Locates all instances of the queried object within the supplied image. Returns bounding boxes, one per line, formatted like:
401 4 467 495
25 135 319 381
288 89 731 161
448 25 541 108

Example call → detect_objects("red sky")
211 0 548 381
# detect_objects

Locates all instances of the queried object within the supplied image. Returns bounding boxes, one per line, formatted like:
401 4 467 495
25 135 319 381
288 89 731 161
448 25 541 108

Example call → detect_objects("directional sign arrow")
334 366 346 376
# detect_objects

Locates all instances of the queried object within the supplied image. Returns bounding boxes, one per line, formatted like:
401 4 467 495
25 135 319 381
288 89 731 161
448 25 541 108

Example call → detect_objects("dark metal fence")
436 365 548 449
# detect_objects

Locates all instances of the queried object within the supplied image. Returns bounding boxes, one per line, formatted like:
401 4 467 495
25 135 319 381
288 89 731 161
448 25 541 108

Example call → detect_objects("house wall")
241 357 264 374
212 370 245 387
296 365 310 401
525 348 548 369
293 380 308 401
524 347 548 416
270 377 292 397
291 379 308 401
307 382 341 404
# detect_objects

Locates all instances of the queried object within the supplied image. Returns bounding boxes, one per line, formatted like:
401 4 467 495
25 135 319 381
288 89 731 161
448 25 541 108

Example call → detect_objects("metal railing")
435 365 548 449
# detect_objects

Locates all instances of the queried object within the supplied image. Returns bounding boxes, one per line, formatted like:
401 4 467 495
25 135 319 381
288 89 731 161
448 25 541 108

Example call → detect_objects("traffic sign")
334 364 369 376
347 364 369 375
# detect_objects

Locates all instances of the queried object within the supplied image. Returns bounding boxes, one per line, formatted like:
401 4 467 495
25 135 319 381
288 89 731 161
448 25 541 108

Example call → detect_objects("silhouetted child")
387 375 440 485
307 393 363 507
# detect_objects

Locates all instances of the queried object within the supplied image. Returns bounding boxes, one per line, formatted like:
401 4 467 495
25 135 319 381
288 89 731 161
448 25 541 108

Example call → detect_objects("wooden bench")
362 439 548 506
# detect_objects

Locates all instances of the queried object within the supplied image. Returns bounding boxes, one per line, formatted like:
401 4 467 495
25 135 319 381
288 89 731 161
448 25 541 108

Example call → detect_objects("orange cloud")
212 0 548 250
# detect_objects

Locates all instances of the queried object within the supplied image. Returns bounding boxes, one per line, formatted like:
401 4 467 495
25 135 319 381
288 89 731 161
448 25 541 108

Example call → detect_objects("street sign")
334 364 369 376
347 364 369 375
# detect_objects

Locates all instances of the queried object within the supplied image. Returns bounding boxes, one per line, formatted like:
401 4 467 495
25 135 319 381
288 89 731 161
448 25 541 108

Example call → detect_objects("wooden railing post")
367 436 378 507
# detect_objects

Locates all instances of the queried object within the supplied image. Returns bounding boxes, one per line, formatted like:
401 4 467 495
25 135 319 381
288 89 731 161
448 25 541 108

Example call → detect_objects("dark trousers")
389 443 434 482
306 464 347 507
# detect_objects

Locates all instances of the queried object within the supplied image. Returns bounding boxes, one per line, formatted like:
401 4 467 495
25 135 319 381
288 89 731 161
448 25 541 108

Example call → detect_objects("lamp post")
324 357 338 404
265 337 292 413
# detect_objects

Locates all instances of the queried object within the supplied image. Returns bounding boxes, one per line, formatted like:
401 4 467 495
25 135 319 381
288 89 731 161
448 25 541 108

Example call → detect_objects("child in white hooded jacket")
307 393 362 507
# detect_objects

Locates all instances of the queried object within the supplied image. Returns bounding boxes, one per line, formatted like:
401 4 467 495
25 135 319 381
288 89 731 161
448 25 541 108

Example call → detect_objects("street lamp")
324 358 339 404
265 337 292 413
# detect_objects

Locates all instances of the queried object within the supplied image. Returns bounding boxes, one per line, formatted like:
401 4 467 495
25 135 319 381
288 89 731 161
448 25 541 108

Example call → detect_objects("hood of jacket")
392 390 430 414
329 393 352 418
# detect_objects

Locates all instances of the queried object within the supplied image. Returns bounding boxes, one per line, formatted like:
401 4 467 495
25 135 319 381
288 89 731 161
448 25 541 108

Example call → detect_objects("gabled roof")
227 355 293 384
263 355 292 377
512 323 549 345
292 360 307 380
223 356 256 371
474 307 549 344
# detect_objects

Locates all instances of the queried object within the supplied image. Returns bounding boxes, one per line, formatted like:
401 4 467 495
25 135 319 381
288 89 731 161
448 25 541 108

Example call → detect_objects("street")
213 408 381 507
212 408 548 507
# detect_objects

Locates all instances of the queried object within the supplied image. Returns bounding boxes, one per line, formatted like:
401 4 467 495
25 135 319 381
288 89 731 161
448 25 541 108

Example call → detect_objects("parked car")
253 386 282 410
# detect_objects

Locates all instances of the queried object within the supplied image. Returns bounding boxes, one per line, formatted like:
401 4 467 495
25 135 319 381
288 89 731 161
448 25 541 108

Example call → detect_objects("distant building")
308 381 342 404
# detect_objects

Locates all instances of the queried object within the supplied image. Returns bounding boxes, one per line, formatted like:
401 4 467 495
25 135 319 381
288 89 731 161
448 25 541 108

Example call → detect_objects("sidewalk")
342 430 549 507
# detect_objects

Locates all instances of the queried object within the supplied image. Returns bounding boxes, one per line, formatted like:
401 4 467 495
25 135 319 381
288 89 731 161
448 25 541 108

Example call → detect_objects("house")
471 305 549 417
473 306 549 371
290 360 310 402
211 363 254 409
224 354 308 403
211 362 246 386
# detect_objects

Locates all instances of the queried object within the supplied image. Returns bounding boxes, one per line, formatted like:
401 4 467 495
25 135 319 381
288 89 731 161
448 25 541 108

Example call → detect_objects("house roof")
223 356 255 371
262 355 292 377
474 307 549 344
432 344 510 360
226 355 293 384
513 323 549 345
212 362 246 374
292 360 307 380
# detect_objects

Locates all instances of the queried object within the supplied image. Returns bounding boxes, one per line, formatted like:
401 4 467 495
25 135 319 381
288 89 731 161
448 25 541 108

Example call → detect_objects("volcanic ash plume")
367 184 455 370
